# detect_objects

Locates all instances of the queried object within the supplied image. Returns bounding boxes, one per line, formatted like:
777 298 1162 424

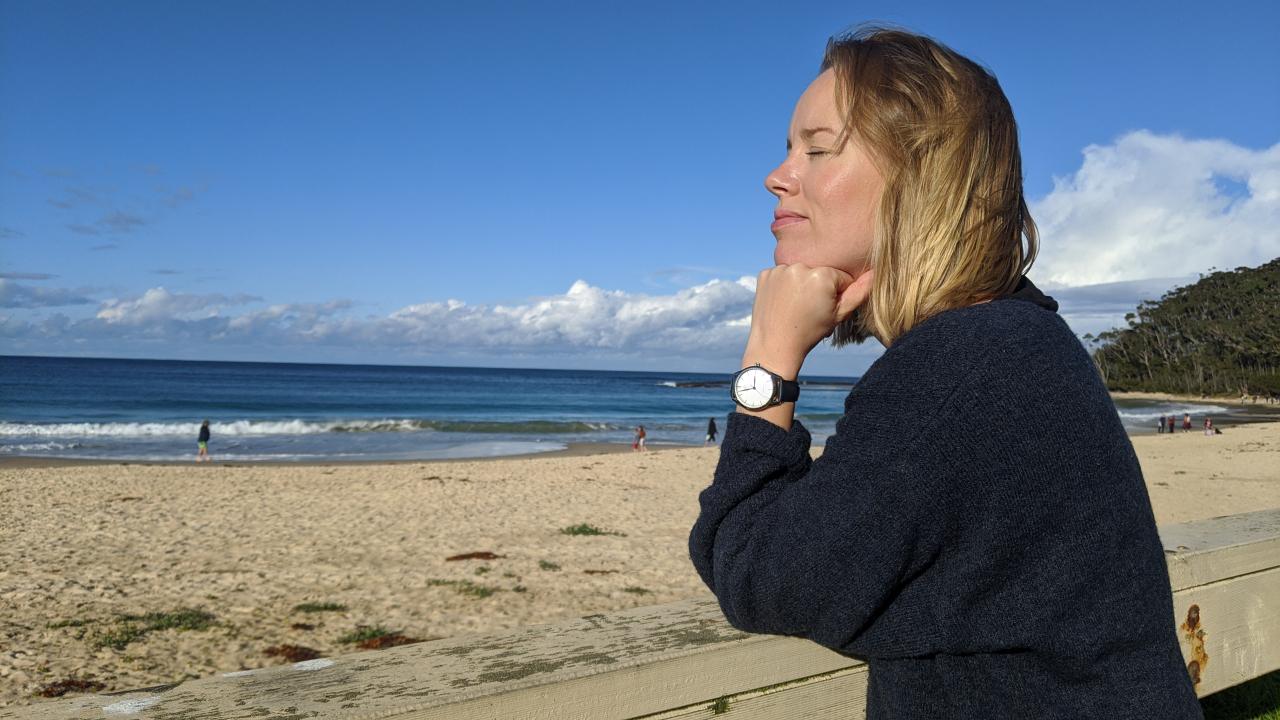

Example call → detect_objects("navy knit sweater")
688 278 1203 719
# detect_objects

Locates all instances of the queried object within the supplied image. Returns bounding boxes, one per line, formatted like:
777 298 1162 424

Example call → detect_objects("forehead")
791 69 840 130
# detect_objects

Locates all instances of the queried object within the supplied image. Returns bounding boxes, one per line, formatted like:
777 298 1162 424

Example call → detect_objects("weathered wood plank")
395 635 857 720
10 600 857 720
1161 508 1280 591
1172 565 1280 695
635 665 869 720
14 510 1280 719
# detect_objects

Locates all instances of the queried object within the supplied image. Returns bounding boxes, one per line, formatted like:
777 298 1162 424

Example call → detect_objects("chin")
774 252 813 267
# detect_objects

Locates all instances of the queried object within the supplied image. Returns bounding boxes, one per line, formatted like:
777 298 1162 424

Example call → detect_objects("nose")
764 156 798 199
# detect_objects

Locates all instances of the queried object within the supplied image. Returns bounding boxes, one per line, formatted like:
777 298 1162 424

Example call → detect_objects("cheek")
804 167 880 271
811 169 872 235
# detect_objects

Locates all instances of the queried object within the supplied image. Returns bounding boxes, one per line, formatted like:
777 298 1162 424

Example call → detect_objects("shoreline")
5 391 1279 467
0 441 657 469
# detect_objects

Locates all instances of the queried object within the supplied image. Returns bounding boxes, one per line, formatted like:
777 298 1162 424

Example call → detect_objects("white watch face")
734 367 775 410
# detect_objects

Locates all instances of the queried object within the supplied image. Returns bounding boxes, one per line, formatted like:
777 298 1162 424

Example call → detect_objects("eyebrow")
801 126 837 140
786 126 838 150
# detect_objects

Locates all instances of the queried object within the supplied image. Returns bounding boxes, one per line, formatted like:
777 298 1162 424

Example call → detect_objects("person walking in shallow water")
706 417 718 445
1183 413 1192 433
196 420 211 462
1167 415 1176 435
1156 415 1164 434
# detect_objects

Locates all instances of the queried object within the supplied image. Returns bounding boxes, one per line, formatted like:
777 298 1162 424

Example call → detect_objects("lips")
771 210 807 232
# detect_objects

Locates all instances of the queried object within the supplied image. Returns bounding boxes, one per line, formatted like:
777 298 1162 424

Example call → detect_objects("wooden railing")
18 508 1280 719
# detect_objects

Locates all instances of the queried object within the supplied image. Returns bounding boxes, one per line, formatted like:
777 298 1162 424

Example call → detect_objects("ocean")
1 355 1268 462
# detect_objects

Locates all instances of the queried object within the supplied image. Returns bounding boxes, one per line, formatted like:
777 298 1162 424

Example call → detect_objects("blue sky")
2 0 1278 374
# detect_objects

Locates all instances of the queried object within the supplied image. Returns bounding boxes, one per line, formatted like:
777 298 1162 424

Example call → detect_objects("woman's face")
765 69 885 276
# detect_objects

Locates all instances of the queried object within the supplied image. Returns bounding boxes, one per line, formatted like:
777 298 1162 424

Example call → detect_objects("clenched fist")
742 264 874 380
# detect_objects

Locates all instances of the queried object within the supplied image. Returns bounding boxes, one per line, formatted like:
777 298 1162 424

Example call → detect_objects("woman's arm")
690 261 945 655
689 406 948 657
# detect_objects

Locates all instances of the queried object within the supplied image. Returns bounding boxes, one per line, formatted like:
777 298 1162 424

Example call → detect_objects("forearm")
689 412 813 599
690 411 941 653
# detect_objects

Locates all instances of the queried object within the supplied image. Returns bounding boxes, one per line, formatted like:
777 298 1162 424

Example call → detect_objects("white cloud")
8 278 761 363
382 276 757 352
1031 131 1280 287
96 287 262 324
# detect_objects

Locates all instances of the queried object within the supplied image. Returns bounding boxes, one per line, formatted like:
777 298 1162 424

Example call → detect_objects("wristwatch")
730 364 800 410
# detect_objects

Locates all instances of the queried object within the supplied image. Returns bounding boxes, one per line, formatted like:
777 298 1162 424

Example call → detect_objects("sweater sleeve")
688 409 946 658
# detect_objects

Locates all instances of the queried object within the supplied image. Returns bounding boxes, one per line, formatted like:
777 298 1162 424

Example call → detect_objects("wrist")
741 345 803 380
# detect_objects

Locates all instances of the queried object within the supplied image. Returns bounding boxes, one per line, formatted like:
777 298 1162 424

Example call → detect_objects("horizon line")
0 353 864 380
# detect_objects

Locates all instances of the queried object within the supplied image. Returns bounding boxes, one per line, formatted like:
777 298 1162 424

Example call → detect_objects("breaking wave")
0 418 622 438
1115 404 1230 422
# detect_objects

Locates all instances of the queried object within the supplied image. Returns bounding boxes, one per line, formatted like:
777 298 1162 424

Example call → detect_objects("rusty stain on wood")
1181 604 1209 686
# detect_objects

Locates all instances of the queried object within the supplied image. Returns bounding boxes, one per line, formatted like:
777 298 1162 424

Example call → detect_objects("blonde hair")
821 26 1038 347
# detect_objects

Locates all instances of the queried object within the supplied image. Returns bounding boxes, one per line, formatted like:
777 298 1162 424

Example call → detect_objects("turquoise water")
0 356 857 461
3 356 1269 462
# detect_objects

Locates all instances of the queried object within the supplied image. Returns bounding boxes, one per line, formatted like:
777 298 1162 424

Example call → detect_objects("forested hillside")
1083 258 1280 396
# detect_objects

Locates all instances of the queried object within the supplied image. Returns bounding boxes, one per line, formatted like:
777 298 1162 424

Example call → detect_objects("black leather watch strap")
778 379 800 403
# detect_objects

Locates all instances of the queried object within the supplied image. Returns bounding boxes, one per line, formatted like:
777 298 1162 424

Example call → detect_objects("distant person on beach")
196 420 211 462
689 27 1202 719
1204 417 1213 436
706 417 718 445
1183 413 1192 432
1156 415 1165 434
632 425 647 452
1168 415 1176 434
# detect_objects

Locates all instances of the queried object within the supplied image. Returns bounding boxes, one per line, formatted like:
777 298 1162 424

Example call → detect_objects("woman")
688 27 1202 719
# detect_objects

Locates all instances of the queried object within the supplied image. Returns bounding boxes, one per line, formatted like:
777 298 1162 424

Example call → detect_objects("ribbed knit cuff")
722 412 812 467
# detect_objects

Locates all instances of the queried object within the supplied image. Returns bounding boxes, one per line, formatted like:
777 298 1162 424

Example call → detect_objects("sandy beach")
3 422 1278 707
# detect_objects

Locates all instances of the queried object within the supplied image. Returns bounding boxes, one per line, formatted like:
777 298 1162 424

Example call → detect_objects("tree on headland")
1082 258 1280 397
